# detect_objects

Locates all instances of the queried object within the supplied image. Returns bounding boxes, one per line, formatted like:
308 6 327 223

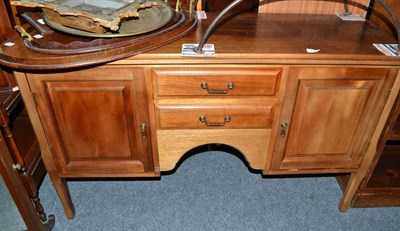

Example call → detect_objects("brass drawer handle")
200 82 234 94
199 115 231 127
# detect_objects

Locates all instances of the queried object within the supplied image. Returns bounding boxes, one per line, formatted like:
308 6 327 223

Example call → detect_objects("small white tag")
373 43 400 56
196 11 207 19
37 19 45 25
306 48 320 54
3 42 15 47
335 13 365 21
12 86 19 92
182 44 215 57
34 34 43 39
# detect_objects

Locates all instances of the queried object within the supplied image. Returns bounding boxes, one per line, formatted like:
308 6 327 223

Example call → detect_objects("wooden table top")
1 11 400 71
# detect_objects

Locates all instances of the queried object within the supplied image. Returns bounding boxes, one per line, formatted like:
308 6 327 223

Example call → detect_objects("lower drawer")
156 97 276 129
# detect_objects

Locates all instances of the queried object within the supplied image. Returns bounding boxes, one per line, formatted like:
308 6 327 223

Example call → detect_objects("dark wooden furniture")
335 0 400 208
259 0 369 15
1 1 400 219
0 1 54 230
337 88 400 207
368 0 400 37
0 88 55 230
0 128 54 231
350 94 400 207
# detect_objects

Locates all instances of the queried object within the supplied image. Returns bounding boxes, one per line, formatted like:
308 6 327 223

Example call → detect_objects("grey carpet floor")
0 177 26 230
2 151 400 230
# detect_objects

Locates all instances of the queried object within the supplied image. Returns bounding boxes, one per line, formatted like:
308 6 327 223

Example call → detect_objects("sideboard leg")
51 176 75 219
338 173 357 212
14 72 75 219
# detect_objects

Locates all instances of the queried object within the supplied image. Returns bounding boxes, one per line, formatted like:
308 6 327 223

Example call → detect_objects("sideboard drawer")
152 67 282 96
156 97 276 129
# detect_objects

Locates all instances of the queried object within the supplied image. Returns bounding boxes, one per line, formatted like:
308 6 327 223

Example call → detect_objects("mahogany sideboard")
1 9 400 219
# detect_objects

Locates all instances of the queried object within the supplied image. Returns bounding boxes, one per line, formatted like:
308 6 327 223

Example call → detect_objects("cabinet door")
27 67 156 177
270 67 397 172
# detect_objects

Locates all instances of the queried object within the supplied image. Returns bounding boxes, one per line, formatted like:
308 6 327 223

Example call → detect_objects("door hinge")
141 123 147 139
47 145 55 157
364 141 371 154
30 92 37 107
384 89 392 105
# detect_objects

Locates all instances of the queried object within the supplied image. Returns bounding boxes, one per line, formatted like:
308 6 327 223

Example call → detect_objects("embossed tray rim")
12 0 161 31
42 0 174 37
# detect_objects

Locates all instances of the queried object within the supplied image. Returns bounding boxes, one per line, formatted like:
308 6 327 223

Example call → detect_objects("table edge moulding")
1 0 400 220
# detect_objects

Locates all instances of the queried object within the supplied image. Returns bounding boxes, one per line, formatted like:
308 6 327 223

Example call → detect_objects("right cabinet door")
270 67 398 172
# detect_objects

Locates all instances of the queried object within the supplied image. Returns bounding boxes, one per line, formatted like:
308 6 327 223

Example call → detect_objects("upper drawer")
152 67 282 96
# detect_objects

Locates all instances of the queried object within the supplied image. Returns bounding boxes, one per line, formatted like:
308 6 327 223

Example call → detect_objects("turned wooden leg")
28 191 56 230
0 135 55 231
0 102 58 223
31 192 47 222
20 174 51 222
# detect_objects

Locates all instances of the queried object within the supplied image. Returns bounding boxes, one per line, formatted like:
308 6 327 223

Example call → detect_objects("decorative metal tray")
12 0 166 32
42 0 173 37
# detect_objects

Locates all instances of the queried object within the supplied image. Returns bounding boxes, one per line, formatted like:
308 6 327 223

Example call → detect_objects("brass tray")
12 0 162 31
42 0 174 37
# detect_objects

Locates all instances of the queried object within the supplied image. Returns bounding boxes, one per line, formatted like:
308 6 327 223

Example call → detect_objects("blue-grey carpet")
2 151 400 230
0 176 26 230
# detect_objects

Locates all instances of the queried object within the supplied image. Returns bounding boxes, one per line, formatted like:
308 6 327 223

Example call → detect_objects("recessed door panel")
270 67 397 172
27 68 155 177
46 81 136 160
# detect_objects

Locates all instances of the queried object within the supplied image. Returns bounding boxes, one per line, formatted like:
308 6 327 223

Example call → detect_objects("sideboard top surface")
1 12 400 70
124 12 400 65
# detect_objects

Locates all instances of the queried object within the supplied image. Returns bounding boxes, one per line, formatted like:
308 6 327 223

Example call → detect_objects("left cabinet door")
26 67 157 177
